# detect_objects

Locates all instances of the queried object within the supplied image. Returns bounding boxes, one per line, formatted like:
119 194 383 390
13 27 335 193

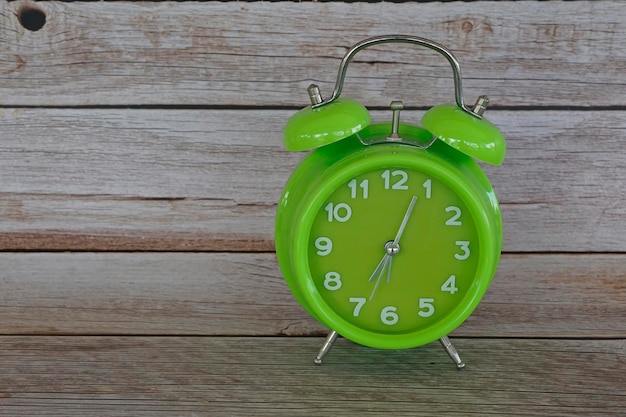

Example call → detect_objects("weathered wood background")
1 0 624 415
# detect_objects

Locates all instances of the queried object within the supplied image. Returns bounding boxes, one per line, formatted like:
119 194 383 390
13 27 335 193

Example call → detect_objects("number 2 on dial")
445 206 462 226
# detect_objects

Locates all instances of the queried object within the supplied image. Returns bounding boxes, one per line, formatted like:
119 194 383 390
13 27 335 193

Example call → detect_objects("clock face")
305 165 481 343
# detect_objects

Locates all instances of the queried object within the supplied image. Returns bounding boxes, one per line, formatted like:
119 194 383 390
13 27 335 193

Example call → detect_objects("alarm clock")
275 35 506 368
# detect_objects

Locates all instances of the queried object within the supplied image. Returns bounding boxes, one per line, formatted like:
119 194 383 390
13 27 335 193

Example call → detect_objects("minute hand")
393 196 418 245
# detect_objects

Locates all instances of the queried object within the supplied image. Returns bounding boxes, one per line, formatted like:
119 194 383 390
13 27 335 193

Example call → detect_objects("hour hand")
368 255 391 301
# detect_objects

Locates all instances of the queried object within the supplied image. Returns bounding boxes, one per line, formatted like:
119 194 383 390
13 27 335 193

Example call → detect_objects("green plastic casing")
275 123 503 350
284 99 371 151
422 104 506 166
284 99 370 151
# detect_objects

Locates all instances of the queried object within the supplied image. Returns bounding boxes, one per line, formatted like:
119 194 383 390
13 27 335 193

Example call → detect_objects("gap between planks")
0 252 623 338
1 109 625 253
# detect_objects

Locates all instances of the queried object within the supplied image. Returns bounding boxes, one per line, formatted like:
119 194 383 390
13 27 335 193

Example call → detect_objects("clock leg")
439 336 466 370
314 330 339 365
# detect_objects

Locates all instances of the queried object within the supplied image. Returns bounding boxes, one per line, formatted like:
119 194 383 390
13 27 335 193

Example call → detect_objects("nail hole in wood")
18 6 46 32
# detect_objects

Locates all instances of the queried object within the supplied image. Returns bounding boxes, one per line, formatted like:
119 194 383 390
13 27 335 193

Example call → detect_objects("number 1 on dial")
422 179 432 199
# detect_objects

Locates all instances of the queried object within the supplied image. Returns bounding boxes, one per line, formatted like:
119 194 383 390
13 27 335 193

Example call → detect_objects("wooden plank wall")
1 0 624 415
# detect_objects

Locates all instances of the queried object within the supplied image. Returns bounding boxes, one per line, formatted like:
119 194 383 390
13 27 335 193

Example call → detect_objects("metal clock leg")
314 330 339 365
439 336 466 370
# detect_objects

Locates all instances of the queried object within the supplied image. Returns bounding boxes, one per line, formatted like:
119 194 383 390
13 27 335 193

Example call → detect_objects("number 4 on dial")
441 275 459 294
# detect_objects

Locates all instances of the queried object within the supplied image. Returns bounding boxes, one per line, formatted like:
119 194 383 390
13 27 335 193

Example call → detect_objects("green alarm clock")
275 35 506 368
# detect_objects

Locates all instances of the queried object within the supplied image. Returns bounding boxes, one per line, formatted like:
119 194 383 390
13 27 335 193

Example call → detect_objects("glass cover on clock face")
307 167 480 335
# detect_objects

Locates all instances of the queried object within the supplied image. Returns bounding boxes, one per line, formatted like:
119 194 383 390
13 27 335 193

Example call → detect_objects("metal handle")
313 35 475 116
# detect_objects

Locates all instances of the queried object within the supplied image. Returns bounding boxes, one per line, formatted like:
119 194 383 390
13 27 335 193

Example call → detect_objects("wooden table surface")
1 0 624 415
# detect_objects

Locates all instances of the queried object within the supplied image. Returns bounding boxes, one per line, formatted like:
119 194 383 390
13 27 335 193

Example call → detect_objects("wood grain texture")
1 1 625 107
0 252 623 337
1 109 624 252
0 0 624 415
0 336 624 416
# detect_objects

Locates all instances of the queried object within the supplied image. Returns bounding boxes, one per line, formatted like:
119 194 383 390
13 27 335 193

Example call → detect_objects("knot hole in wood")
17 5 46 32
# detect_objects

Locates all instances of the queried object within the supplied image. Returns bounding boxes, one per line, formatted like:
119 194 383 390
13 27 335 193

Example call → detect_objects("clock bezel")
289 144 500 350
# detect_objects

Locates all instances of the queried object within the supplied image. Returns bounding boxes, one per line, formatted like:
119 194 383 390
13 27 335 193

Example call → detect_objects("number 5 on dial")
418 298 435 317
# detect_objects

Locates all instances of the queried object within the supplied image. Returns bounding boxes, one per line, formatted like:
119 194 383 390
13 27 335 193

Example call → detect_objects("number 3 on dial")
454 241 470 260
